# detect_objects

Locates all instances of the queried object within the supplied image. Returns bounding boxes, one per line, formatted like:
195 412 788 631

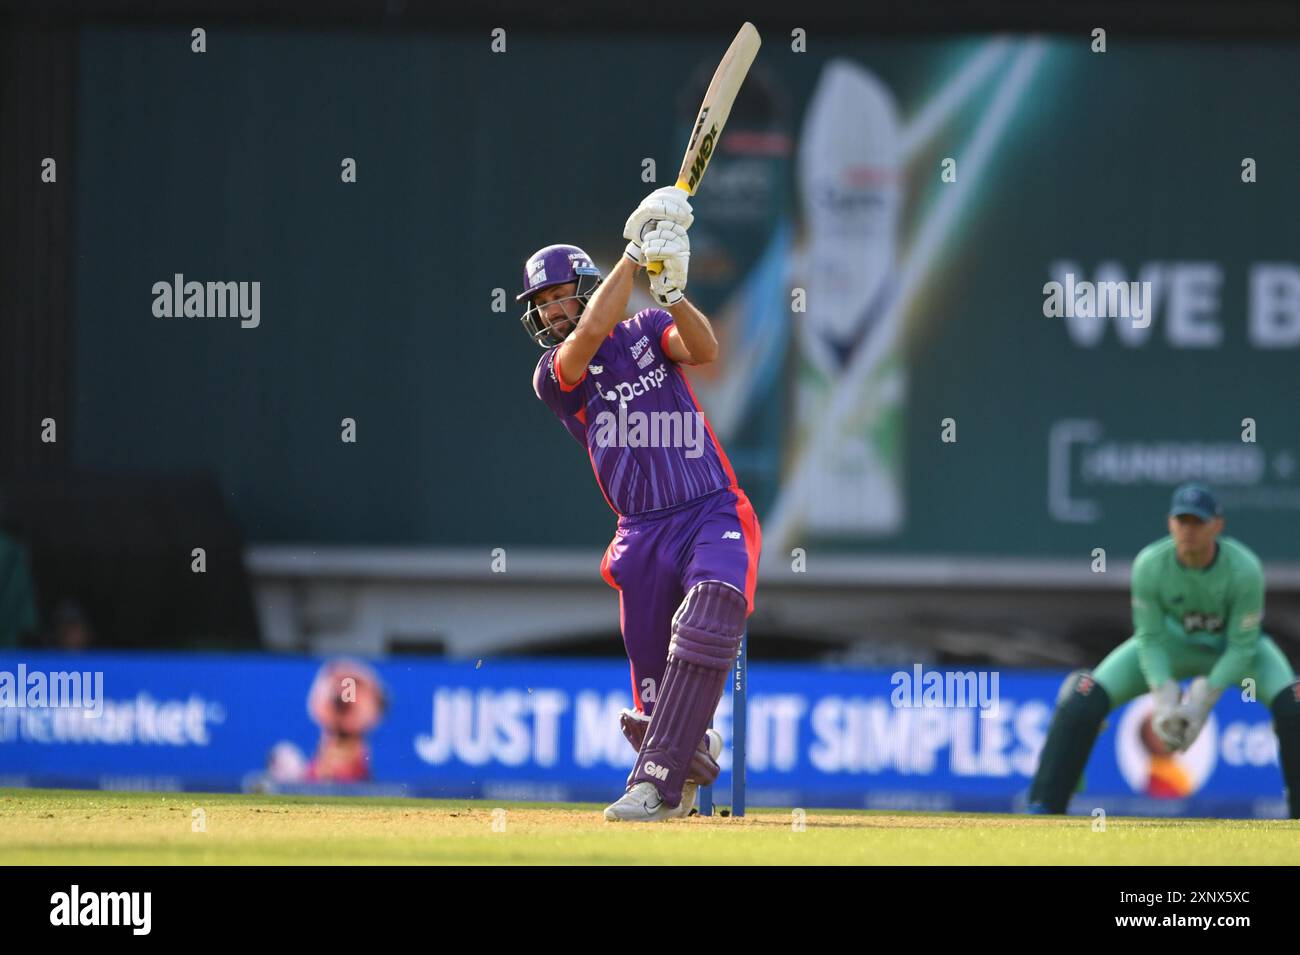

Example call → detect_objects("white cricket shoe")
604 730 724 822
604 782 683 822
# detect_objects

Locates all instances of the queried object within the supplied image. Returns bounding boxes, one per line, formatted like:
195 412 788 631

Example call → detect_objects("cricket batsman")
1028 483 1300 817
517 186 761 821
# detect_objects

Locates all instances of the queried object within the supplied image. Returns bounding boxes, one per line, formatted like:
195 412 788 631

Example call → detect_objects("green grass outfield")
2 788 1297 865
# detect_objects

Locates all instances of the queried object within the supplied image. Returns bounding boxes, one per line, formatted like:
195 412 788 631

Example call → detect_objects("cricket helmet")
517 243 603 348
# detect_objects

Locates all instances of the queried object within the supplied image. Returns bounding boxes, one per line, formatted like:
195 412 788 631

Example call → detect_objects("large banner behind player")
72 31 1300 560
0 653 1287 817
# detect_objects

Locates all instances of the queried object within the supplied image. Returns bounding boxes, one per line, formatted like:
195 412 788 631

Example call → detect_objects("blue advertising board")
0 653 1286 817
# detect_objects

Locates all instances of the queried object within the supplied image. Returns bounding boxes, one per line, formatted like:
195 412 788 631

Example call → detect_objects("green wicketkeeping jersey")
1130 535 1264 691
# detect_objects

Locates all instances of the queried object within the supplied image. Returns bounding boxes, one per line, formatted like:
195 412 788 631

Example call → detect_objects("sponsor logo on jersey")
722 530 741 540
588 364 603 375
601 363 668 404
1181 612 1224 634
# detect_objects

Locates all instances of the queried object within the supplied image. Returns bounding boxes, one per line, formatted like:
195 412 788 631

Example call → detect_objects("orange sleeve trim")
554 351 587 392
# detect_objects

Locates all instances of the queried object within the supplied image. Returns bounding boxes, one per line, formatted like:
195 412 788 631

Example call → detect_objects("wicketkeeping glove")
1151 680 1188 751
1173 677 1221 751
642 221 689 306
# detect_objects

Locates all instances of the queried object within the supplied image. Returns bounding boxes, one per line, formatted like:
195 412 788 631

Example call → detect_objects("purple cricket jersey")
532 308 737 517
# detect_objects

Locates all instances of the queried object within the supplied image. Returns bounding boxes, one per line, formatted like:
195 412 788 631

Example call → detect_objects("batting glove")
1173 677 1221 751
1151 680 1188 751
623 186 694 248
643 222 689 306
624 239 647 267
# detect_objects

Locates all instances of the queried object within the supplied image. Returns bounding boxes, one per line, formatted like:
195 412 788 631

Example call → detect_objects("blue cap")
1169 483 1221 520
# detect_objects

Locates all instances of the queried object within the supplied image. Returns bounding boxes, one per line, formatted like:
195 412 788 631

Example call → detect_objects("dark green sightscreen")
75 29 1300 557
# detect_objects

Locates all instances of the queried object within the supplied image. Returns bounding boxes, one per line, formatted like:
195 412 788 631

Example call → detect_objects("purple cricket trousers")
600 485 761 715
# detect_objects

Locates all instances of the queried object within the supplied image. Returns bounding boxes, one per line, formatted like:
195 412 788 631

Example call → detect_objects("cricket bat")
646 21 761 275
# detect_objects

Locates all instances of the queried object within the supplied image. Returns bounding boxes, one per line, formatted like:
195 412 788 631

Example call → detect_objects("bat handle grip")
643 180 693 276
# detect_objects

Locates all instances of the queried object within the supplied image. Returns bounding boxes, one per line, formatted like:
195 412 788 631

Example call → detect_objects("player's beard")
547 310 579 342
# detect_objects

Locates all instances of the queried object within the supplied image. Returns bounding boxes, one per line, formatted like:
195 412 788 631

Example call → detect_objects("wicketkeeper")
1028 483 1300 817
517 187 762 821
